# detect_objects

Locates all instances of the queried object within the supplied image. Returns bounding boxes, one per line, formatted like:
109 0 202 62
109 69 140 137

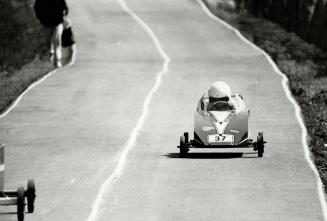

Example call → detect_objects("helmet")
208 81 231 101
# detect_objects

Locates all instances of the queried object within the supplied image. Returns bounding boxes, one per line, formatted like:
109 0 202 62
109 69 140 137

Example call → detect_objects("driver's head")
208 81 231 103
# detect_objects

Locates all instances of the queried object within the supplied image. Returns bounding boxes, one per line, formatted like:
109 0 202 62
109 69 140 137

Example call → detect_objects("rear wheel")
179 136 187 158
17 187 25 221
26 180 36 213
257 132 264 157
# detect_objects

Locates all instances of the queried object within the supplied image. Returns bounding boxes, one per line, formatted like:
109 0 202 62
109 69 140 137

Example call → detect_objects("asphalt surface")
0 0 325 220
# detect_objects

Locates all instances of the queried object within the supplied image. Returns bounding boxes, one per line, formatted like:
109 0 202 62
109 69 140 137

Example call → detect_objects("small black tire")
179 136 187 158
17 187 25 221
184 132 189 143
257 132 264 157
26 179 36 213
258 147 263 157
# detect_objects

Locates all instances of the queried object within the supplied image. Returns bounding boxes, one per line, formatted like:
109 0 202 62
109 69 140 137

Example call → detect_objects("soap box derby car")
0 144 36 221
178 94 266 157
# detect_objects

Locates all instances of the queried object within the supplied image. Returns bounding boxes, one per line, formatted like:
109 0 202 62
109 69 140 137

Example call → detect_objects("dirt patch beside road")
203 0 327 193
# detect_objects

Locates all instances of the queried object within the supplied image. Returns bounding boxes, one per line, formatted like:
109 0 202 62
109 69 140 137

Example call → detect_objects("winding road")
0 0 326 220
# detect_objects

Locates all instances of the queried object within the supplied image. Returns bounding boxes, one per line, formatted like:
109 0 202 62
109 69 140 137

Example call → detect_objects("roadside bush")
0 0 47 73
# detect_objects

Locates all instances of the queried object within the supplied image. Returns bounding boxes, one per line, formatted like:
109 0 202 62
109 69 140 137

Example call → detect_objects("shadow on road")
164 152 246 159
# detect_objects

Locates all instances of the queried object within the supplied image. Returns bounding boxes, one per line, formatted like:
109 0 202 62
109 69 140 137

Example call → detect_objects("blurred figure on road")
33 0 69 68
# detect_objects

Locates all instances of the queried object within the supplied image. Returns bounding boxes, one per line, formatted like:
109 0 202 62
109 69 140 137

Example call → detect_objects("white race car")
178 94 266 157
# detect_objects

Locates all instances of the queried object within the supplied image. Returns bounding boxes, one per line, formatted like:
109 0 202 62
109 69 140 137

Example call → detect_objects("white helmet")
208 81 231 100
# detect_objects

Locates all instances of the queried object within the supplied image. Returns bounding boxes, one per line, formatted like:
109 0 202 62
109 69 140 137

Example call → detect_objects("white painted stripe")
0 164 4 172
86 1 170 221
196 0 327 219
209 111 230 134
214 122 229 134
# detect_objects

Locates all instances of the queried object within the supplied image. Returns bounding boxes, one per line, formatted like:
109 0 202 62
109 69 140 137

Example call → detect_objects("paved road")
0 0 325 220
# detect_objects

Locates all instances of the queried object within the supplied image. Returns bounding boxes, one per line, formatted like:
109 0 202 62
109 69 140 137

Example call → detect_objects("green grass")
0 0 54 114
203 0 327 191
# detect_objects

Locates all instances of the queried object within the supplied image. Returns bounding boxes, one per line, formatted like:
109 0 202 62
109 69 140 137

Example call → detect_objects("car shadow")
164 152 246 159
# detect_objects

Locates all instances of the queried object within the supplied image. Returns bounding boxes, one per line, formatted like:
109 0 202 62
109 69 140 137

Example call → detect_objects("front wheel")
257 132 264 157
17 187 25 221
179 136 187 158
26 180 36 213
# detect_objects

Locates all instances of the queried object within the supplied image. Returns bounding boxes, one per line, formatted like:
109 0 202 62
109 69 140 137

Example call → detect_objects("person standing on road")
34 0 69 68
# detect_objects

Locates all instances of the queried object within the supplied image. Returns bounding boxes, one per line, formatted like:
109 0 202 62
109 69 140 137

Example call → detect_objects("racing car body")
178 94 266 157
194 94 248 147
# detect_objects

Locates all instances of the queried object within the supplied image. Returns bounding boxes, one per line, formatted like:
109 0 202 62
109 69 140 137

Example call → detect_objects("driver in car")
206 81 235 111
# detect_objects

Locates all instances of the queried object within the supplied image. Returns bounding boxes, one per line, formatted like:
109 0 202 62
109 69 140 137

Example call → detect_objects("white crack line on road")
86 0 170 221
0 70 56 119
196 0 327 219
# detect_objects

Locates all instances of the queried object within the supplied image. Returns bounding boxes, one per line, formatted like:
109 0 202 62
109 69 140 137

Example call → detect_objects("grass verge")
202 0 327 192
0 0 54 114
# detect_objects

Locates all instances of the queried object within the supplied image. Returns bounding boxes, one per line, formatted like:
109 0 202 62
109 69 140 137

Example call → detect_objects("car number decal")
208 134 234 143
